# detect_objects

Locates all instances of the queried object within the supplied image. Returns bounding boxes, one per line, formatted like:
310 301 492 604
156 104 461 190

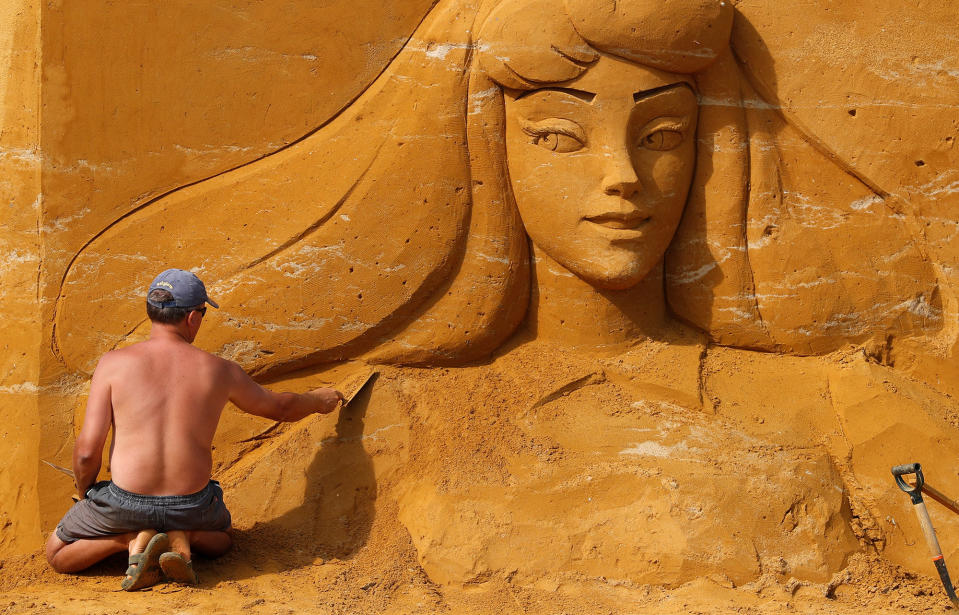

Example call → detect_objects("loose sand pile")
0 539 949 613
5 336 959 613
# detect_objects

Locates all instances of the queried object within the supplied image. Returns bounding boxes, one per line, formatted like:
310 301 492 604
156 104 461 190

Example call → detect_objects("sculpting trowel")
338 367 378 407
41 459 75 478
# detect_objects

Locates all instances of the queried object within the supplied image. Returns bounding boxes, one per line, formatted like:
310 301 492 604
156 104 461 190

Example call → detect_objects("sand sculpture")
52 0 941 375
4 0 959 598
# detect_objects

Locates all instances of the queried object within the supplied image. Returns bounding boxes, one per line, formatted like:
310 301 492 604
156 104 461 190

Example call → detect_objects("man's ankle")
128 529 157 554
167 530 191 560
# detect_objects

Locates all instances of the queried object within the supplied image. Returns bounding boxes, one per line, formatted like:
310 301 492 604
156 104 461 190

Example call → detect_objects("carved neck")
527 245 669 351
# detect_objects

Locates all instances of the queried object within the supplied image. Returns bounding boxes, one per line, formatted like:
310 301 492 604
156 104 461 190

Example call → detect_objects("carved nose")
602 154 641 199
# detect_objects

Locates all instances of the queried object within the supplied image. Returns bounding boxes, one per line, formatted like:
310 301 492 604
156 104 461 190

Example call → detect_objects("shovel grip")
892 463 925 504
892 463 921 477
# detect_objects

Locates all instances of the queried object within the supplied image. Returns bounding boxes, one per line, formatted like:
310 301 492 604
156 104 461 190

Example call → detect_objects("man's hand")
308 387 345 414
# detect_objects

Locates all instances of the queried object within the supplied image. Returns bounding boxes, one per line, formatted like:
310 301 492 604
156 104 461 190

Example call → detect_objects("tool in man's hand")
42 459 74 478
892 462 959 608
41 460 81 503
338 368 378 407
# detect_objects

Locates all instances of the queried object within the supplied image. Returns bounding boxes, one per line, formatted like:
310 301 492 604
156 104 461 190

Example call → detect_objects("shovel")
892 462 959 608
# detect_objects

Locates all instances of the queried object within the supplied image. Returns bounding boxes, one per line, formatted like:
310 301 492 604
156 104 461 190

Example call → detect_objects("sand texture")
3 0 959 612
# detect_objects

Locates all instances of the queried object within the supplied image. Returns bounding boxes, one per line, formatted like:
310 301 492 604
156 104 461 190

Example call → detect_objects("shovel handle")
915 499 959 608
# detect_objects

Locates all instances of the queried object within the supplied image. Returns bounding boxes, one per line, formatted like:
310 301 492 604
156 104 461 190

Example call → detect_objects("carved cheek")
636 142 695 211
509 146 590 240
505 123 581 226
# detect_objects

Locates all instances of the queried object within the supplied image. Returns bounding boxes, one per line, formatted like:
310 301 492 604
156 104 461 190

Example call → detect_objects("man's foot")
159 551 199 585
121 532 169 591
167 530 192 563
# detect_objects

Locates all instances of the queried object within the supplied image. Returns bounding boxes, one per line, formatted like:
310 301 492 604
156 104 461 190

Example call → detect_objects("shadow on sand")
212 377 379 582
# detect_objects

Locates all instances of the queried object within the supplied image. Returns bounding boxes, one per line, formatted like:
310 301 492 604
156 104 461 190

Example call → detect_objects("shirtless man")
45 268 343 590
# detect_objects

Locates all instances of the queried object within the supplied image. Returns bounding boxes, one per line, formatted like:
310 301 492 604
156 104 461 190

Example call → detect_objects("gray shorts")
55 480 232 543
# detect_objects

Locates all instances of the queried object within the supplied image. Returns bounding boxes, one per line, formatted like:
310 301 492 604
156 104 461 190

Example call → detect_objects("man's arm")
226 362 343 422
73 356 115 499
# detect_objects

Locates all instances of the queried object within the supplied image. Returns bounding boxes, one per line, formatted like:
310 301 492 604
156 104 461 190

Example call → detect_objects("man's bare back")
48 269 343 589
96 337 238 495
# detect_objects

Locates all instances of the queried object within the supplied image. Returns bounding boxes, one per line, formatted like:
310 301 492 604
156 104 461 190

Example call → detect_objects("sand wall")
3 0 959 590
0 0 42 555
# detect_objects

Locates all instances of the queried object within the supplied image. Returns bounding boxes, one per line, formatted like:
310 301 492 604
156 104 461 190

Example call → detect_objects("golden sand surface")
3 1 959 611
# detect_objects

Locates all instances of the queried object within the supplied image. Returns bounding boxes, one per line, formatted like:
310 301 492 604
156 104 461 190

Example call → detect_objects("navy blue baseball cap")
146 269 219 309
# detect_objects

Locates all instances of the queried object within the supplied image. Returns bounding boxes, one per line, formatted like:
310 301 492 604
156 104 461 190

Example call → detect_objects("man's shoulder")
95 345 136 368
99 340 233 371
97 341 156 364
180 344 241 376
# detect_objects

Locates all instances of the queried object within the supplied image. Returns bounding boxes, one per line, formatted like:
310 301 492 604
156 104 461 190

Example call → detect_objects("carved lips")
584 211 651 234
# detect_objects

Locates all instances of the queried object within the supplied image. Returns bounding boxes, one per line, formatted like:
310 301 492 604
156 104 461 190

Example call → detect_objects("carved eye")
521 118 587 154
640 129 684 151
534 132 584 153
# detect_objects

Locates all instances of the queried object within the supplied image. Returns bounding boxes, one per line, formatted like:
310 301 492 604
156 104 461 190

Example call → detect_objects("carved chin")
568 256 659 290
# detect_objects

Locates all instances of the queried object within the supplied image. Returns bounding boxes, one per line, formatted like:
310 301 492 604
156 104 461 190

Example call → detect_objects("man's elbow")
73 446 100 467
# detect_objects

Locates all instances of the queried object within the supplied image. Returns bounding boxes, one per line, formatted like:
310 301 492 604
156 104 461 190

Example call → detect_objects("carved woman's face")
504 54 698 289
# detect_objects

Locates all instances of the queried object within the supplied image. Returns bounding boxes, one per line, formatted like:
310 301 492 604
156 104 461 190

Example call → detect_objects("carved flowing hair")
54 0 768 376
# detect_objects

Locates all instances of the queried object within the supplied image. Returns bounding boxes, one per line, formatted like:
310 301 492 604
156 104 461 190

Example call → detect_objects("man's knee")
44 533 70 573
190 530 233 558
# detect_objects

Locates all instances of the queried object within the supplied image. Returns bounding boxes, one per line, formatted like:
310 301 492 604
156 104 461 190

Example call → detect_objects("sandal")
159 551 199 585
121 532 169 591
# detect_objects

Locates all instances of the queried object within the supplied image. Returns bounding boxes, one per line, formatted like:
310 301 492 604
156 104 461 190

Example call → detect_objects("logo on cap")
146 268 219 310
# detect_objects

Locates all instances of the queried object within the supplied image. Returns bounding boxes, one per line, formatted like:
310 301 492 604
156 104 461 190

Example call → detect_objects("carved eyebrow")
633 82 696 103
516 87 596 103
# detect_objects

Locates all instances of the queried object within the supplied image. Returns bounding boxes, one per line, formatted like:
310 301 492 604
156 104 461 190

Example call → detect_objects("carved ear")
54 2 486 375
